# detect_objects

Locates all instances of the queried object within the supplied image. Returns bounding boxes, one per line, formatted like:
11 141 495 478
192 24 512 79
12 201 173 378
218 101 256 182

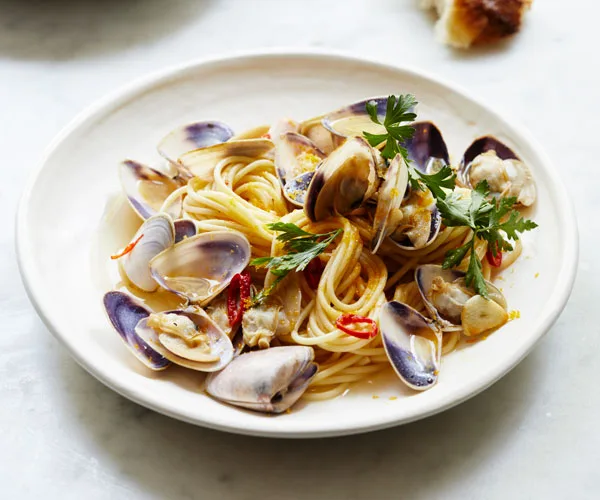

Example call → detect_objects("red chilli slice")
110 234 144 260
486 242 503 267
336 314 378 340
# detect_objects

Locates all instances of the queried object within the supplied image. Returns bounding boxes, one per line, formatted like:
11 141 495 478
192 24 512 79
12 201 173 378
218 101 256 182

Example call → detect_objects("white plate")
17 50 578 438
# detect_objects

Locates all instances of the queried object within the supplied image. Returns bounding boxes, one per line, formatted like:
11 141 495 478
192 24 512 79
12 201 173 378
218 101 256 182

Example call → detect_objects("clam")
458 137 536 206
371 153 409 253
173 219 198 243
158 121 234 164
119 160 183 220
380 301 441 391
388 188 442 250
205 346 317 413
305 137 380 221
322 97 388 139
404 121 450 174
178 139 274 182
103 291 170 370
274 132 326 206
118 214 175 292
416 264 508 335
241 273 303 348
149 231 251 305
135 309 233 372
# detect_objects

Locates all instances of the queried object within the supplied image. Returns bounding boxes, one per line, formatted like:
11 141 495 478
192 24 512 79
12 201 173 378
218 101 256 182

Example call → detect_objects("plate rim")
16 48 579 438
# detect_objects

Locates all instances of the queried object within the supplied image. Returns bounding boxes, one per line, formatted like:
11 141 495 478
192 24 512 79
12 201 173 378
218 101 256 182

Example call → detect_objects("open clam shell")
380 301 441 391
205 346 317 413
119 213 175 292
305 137 379 221
135 309 233 372
178 139 274 182
416 264 507 332
119 160 183 220
158 121 234 164
371 153 410 253
322 97 388 139
388 198 442 251
404 121 450 174
149 231 251 305
458 136 536 206
275 132 325 207
103 291 170 370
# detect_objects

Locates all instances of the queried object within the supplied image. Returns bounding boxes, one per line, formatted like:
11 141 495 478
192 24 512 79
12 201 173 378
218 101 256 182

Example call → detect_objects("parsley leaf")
410 164 457 200
439 182 537 298
442 238 473 270
364 94 417 163
249 223 342 305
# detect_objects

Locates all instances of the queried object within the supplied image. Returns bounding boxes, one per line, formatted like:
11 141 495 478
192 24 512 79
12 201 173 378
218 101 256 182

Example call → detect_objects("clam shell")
459 136 536 206
371 153 409 253
158 121 234 164
173 219 197 244
135 309 233 372
380 301 441 391
119 160 182 220
103 291 170 370
404 121 450 174
205 346 317 413
275 132 325 207
149 231 251 305
305 137 378 221
322 97 388 139
119 214 175 292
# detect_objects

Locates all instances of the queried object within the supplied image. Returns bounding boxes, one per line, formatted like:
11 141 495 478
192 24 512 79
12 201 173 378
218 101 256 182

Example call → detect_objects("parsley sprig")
250 222 342 305
363 94 417 162
439 182 538 297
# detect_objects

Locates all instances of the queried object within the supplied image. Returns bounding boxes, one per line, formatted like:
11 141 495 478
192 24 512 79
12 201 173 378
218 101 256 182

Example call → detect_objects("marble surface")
2 0 596 498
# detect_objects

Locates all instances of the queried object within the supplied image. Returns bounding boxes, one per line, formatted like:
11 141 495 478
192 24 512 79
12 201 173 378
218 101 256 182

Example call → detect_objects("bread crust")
425 0 532 48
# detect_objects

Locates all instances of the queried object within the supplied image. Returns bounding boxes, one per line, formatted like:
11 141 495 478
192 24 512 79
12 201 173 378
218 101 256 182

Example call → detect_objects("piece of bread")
420 0 533 48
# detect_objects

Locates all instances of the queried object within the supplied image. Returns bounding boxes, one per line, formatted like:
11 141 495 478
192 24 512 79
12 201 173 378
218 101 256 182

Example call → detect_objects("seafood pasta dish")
103 94 538 414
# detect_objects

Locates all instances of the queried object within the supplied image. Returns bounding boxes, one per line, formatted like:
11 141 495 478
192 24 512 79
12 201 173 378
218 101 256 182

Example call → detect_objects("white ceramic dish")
17 51 577 438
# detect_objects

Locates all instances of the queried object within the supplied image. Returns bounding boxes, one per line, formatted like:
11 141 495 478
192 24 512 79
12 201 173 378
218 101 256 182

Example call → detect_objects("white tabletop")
2 0 595 498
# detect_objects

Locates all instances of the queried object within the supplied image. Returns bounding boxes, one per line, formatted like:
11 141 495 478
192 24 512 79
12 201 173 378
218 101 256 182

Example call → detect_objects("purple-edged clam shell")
173 219 197 243
304 137 378 222
274 132 325 207
119 160 182 220
459 136 519 188
119 213 175 292
380 301 441 391
135 310 233 372
404 121 450 173
149 231 251 305
462 136 519 168
158 121 234 164
205 346 317 413
322 97 388 139
371 153 410 253
283 171 316 206
103 291 170 370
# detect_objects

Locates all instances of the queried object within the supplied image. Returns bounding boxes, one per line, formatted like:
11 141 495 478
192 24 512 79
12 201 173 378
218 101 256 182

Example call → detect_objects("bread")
420 0 533 48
